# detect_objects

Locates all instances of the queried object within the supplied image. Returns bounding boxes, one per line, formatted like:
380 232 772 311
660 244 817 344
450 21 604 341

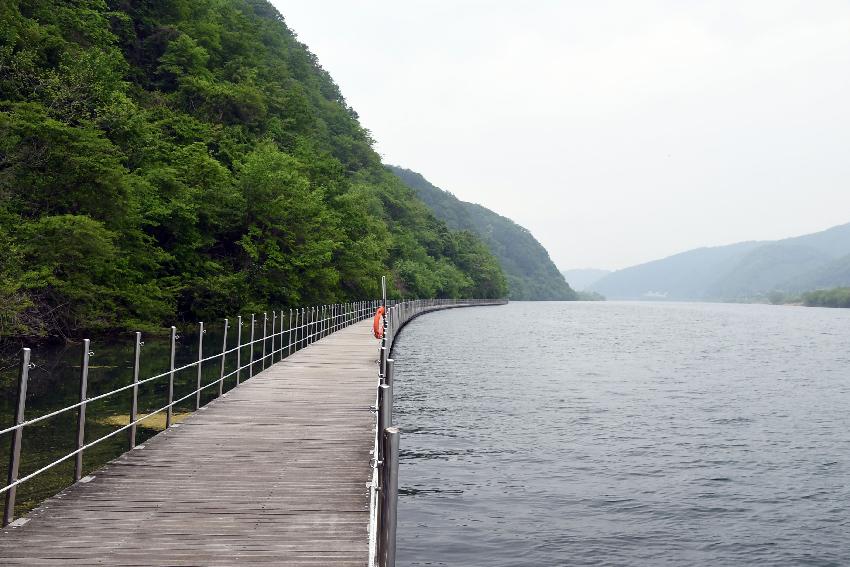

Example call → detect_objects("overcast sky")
273 1 850 271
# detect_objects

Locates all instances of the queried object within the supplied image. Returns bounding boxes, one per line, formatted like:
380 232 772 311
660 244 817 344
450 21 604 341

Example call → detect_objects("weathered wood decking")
0 320 378 566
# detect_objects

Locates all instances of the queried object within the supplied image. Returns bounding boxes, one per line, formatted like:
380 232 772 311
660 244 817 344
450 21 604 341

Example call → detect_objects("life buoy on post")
373 306 385 339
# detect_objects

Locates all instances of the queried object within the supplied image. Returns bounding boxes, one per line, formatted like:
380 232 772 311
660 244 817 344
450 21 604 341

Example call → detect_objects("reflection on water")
0 320 279 516
392 301 850 566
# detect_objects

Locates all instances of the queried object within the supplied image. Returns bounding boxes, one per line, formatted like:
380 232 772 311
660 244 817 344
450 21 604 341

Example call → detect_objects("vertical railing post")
3 348 30 526
380 343 388 381
385 358 395 426
259 312 266 369
380 281 388 382
166 326 176 428
236 315 243 385
270 311 276 366
300 308 306 349
288 309 294 356
296 308 301 350
249 314 256 378
276 310 282 361
74 339 90 482
379 384 391 439
219 318 229 397
196 322 204 410
130 332 141 448
381 427 400 567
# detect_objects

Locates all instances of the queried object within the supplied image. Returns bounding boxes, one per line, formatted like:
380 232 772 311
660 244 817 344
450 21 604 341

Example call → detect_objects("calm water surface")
392 301 850 566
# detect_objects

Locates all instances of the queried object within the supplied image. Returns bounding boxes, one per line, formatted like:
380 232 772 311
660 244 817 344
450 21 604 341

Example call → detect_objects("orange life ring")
373 306 385 339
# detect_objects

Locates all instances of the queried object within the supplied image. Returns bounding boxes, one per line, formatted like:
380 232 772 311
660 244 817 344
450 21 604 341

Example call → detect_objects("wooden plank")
0 321 379 566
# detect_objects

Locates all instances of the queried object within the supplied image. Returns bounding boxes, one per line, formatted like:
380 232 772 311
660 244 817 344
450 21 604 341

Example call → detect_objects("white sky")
272 1 850 270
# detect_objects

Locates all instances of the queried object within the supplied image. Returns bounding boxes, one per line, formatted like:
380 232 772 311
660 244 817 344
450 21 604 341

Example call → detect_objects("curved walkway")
0 321 377 566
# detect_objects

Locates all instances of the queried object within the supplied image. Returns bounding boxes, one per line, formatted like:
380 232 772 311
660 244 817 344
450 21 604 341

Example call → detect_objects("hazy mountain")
591 223 850 300
561 269 611 291
388 166 577 300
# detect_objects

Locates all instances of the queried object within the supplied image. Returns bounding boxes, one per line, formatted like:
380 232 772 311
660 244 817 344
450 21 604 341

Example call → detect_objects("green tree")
0 0 508 339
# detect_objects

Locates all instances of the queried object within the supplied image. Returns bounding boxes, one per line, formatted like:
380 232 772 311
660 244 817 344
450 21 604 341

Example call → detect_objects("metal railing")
1 299 384 526
368 285 508 567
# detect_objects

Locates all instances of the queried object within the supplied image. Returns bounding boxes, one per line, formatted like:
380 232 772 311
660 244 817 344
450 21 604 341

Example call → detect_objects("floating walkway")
0 320 377 566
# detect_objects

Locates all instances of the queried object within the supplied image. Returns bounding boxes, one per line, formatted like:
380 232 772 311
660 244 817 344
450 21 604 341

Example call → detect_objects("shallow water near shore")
392 301 850 566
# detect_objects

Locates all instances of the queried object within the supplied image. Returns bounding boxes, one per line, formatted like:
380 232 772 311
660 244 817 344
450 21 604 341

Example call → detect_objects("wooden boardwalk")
0 320 378 566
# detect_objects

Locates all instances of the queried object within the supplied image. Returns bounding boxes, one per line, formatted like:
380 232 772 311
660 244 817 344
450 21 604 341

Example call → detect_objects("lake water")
391 301 850 566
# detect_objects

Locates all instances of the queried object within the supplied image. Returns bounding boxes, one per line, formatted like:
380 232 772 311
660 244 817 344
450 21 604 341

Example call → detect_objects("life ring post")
373 306 385 339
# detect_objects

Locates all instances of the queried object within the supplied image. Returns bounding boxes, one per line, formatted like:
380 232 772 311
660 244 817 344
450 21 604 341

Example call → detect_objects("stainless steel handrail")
1 299 384 524
368 294 509 567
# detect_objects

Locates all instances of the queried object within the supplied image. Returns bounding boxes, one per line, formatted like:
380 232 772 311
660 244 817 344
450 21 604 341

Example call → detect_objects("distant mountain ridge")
591 223 850 300
388 166 577 300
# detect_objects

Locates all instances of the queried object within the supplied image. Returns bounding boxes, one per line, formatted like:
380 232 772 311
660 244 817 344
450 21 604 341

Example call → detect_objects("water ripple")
393 301 850 566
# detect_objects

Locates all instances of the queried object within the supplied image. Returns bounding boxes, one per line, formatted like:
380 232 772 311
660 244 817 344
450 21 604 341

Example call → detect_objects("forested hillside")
388 167 576 300
0 0 506 338
591 222 850 300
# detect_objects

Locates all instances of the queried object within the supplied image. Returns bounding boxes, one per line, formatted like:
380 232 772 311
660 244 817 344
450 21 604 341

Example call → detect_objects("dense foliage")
801 288 850 308
0 0 506 338
388 167 576 301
